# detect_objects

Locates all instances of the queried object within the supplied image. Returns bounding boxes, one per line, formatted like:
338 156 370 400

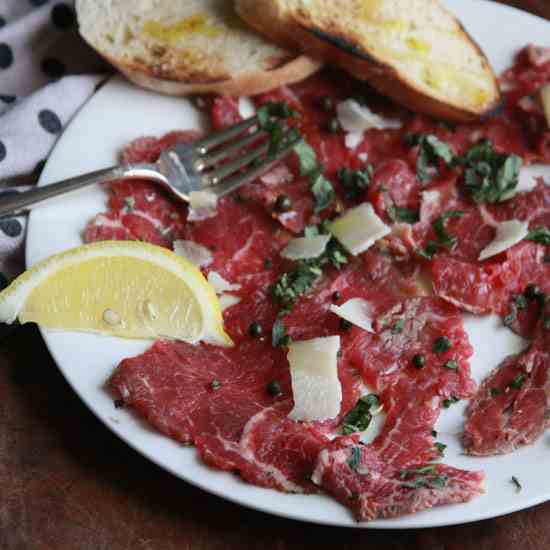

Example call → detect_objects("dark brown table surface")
3 2 550 548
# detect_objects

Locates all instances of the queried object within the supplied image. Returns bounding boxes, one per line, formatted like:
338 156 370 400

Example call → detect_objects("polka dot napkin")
0 0 108 285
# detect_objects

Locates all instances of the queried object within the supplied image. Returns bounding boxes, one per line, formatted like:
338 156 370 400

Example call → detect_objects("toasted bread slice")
236 0 500 121
75 0 321 97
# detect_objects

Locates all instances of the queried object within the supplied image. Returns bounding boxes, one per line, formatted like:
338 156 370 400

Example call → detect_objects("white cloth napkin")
0 0 107 282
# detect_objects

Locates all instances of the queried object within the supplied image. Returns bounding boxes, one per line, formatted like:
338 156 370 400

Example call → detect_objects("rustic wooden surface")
3 2 550 548
2 325 550 550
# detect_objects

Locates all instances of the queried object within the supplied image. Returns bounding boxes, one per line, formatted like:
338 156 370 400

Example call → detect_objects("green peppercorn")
210 379 221 391
525 284 543 300
320 97 334 112
325 118 341 133
248 321 263 338
412 354 426 369
275 194 293 212
266 380 282 397
340 319 353 331
433 336 452 354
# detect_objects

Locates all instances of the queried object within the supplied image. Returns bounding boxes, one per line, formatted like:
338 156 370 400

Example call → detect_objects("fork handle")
0 164 159 218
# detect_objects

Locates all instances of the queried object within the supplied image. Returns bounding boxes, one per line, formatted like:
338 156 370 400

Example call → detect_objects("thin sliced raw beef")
312 440 484 522
464 309 550 456
110 339 327 493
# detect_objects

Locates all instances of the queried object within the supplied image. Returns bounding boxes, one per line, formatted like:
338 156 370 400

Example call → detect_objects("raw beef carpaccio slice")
312 439 484 522
463 307 550 456
110 339 327 493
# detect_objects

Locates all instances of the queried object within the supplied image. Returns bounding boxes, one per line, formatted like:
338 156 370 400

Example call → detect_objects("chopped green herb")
272 319 291 347
256 101 296 127
387 205 420 224
310 170 336 213
459 140 522 204
405 133 455 182
490 387 502 397
417 241 439 260
266 380 282 397
324 239 348 269
434 442 447 456
431 430 438 438
433 336 452 354
293 140 318 176
511 476 522 493
342 394 380 435
337 167 372 200
432 211 464 249
248 321 263 338
508 374 527 390
525 284 543 300
413 354 426 369
271 262 322 309
443 396 460 408
400 466 437 479
400 466 449 490
443 360 458 370
512 294 529 310
347 446 362 471
392 319 405 334
526 226 550 246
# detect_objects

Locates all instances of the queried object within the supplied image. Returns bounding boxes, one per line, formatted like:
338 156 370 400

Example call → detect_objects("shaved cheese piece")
207 271 241 294
330 203 391 255
511 164 550 196
281 235 331 260
288 336 342 422
238 97 256 119
337 99 402 150
173 240 213 267
479 219 529 261
188 191 218 221
329 298 374 333
219 294 241 311
541 83 550 129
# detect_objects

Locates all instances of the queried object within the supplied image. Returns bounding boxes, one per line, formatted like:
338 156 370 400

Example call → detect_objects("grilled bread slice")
75 0 321 97
236 0 500 121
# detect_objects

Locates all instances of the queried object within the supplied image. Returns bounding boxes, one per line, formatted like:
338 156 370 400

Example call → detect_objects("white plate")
26 0 550 528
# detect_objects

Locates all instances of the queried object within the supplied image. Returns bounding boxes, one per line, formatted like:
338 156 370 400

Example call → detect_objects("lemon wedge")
0 241 232 346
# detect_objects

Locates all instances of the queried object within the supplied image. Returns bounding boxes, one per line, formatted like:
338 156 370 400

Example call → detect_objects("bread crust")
236 0 500 121
103 52 322 97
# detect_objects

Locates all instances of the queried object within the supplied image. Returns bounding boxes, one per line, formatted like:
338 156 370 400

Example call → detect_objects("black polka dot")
51 3 74 29
41 57 65 78
0 16 6 29
0 44 13 70
0 141 5 162
30 0 50 6
38 110 62 134
0 218 22 238
0 94 16 104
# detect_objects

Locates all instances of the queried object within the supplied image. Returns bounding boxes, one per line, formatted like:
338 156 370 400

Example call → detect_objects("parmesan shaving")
188 191 218 221
207 271 241 294
330 203 391 255
288 336 342 422
540 83 550 129
219 294 241 311
173 240 213 267
280 235 331 261
329 298 375 333
478 219 529 261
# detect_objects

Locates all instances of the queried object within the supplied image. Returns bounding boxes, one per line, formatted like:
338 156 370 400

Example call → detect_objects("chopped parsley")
293 140 318 176
347 446 362 471
432 210 464 249
417 240 440 260
443 360 458 370
508 374 527 390
459 140 522 204
387 205 420 224
399 465 449 490
433 336 452 354
272 319 291 347
310 169 336 213
256 102 301 157
405 133 455 183
256 101 296 128
434 442 447 456
337 167 372 200
431 430 438 438
504 293 529 327
342 394 380 435
511 476 522 493
392 319 405 334
526 226 550 246
442 396 460 408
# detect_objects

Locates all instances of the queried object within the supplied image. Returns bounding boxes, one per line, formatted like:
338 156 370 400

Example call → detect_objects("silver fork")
0 115 299 218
